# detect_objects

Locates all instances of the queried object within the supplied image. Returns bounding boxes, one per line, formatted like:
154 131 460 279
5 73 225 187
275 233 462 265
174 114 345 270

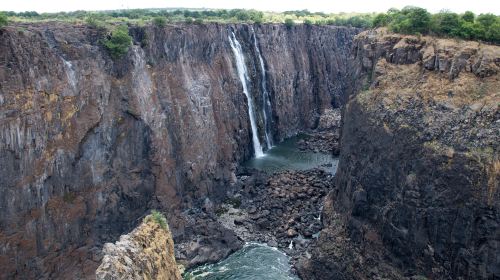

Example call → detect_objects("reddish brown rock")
0 22 359 278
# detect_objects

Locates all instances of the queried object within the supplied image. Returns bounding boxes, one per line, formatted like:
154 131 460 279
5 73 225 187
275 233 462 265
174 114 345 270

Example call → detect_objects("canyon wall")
0 23 358 279
300 29 499 279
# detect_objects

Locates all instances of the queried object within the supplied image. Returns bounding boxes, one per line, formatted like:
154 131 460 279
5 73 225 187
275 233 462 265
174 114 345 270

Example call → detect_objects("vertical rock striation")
0 22 359 278
300 29 499 279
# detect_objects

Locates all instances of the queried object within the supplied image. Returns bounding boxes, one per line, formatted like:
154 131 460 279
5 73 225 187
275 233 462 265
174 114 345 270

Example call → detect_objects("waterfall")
228 32 264 158
62 59 77 91
251 26 273 149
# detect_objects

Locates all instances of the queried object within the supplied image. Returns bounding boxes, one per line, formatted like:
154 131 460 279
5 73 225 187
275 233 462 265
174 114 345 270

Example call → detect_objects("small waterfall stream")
228 32 264 158
62 59 77 92
251 27 273 149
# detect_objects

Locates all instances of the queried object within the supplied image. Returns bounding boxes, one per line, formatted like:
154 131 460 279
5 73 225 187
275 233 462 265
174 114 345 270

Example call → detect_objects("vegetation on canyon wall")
101 25 132 59
0 12 8 28
144 210 169 230
2 7 498 43
373 7 500 43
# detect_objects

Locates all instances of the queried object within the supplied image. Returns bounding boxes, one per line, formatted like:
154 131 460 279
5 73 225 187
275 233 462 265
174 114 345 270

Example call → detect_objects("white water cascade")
62 59 77 92
228 32 264 158
251 27 273 149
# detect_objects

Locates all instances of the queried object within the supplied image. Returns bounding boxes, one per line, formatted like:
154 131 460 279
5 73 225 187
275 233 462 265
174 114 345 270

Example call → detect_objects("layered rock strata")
299 29 500 279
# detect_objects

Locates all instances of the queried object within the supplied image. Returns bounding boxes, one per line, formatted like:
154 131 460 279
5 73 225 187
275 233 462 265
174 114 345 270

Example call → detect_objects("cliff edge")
299 29 499 279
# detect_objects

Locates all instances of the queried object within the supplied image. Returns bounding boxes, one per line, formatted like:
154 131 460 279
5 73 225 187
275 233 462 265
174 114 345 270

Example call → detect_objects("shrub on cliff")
303 19 313 25
144 210 168 230
0 12 8 28
372 13 390 27
373 7 499 44
86 13 105 28
153 16 166 27
285 18 294 28
430 11 462 36
476 14 500 43
461 11 475 23
103 25 132 59
389 6 431 34
228 9 263 22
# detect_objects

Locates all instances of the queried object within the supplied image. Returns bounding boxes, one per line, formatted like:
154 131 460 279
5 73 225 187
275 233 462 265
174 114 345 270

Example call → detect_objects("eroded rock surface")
96 215 181 280
0 22 359 278
212 168 335 272
299 29 500 279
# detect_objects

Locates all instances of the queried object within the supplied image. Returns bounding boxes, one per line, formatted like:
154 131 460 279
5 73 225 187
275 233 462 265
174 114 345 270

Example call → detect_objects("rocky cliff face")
96 214 181 280
0 23 358 279
299 29 499 279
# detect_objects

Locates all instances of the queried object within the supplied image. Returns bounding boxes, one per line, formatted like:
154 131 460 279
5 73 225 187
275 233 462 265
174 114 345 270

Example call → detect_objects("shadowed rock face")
0 23 358 278
299 30 499 280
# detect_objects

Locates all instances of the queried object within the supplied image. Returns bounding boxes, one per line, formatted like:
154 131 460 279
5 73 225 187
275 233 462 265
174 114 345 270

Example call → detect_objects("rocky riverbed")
297 132 340 155
174 131 337 275
175 167 335 274
297 109 341 155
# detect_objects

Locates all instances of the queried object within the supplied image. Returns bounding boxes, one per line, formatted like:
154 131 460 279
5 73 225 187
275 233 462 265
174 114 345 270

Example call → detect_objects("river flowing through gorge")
1 21 498 280
183 132 339 279
176 31 342 279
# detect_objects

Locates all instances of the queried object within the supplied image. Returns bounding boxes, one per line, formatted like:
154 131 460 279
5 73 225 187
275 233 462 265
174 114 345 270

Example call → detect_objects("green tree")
461 11 475 23
103 25 132 59
144 210 168 230
303 19 313 25
346 15 372 28
254 16 263 24
284 18 294 28
477 13 496 28
248 10 264 23
0 12 8 28
404 6 431 33
485 20 500 43
458 21 481 40
234 9 250 21
431 11 461 36
372 13 390 27
476 14 499 42
153 16 166 27
390 6 431 34
85 13 104 28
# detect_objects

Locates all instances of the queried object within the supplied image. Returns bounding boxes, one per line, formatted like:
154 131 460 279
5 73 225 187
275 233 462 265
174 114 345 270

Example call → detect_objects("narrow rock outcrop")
96 214 181 280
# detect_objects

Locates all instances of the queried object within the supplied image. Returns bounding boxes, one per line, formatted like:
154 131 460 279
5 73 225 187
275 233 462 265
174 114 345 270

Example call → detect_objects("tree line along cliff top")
0 6 499 44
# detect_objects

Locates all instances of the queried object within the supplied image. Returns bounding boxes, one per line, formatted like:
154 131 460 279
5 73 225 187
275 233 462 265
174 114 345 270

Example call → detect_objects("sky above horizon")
2 0 499 15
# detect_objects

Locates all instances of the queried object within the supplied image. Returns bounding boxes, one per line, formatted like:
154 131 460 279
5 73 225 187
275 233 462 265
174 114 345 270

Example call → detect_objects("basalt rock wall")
0 23 358 279
300 29 499 279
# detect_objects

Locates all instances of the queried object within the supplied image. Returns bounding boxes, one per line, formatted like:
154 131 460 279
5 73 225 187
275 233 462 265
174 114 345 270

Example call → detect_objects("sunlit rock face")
0 22 359 278
96 217 181 280
298 29 500 280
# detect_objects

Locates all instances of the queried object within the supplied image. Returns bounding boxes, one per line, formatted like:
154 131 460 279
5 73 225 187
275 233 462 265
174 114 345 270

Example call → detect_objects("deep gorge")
0 22 498 280
0 23 358 279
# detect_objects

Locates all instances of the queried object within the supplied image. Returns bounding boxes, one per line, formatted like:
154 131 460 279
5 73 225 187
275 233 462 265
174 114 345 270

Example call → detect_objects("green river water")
243 134 338 174
183 243 299 280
